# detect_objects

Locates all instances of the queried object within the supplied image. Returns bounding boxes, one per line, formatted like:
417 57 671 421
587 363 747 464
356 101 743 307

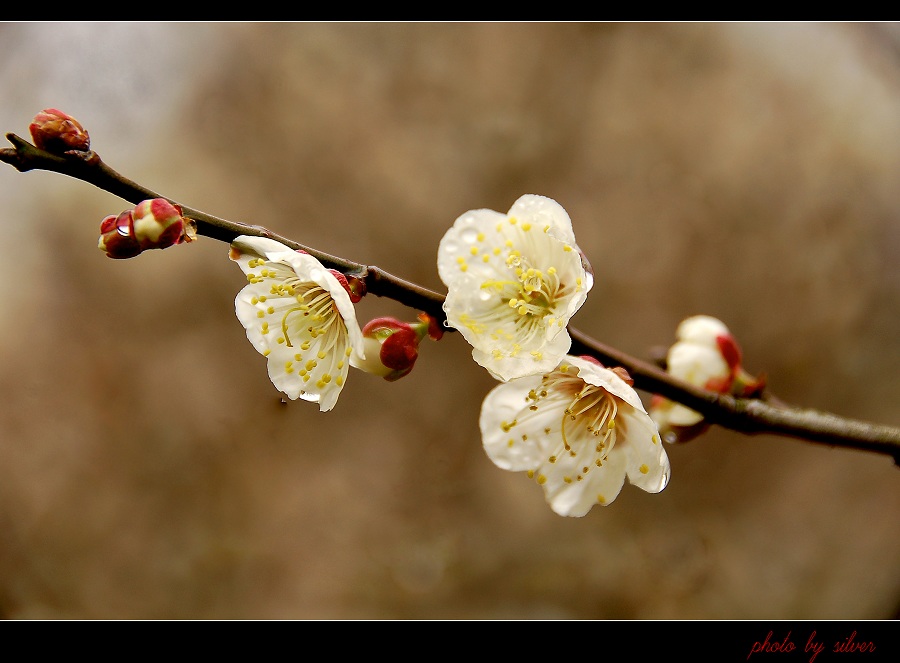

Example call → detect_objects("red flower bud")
29 108 90 153
98 211 142 259
327 269 363 303
353 314 441 381
357 317 419 381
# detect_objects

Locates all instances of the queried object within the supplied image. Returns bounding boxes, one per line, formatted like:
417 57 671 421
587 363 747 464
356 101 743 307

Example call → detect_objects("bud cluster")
99 198 196 259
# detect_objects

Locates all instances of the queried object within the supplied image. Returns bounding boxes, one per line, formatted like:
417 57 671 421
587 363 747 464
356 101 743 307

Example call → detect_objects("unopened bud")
98 198 195 259
352 314 441 381
327 269 364 303
132 198 191 251
29 108 90 153
650 314 765 442
98 210 141 259
346 275 367 303
354 317 420 381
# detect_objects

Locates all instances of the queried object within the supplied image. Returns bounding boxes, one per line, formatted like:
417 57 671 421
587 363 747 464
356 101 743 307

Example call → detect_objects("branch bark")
3 133 899 464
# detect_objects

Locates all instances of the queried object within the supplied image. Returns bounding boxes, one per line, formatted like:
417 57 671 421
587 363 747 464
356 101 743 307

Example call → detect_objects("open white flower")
480 355 670 517
229 235 364 411
437 194 593 381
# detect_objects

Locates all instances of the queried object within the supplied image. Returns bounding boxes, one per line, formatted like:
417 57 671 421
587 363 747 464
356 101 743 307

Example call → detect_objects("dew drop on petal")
460 227 479 244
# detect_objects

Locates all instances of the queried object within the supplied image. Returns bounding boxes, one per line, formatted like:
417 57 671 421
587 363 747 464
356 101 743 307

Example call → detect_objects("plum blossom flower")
229 235 364 411
480 355 670 517
437 194 593 382
649 315 764 443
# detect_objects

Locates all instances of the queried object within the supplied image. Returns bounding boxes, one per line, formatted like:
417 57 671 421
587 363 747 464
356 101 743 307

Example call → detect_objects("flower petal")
620 405 671 493
543 446 628 517
480 373 557 472
567 355 646 412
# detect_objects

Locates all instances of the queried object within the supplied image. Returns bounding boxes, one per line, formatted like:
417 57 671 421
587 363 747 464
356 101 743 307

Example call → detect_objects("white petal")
619 404 671 493
472 329 572 382
231 235 296 266
507 194 577 246
664 402 705 427
676 315 730 346
437 208 508 287
480 375 550 472
667 342 730 387
543 447 628 517
567 356 647 412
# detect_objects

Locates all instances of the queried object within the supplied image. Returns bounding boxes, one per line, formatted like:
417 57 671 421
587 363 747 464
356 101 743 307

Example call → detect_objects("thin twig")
3 133 899 464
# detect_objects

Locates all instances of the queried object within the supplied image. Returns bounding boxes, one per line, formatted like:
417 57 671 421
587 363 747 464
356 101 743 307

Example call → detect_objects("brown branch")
3 132 899 464
1 133 449 325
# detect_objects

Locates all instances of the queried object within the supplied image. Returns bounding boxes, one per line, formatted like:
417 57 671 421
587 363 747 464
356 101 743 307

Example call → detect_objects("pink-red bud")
29 108 90 153
715 333 743 374
327 269 364 303
132 198 187 251
417 312 444 340
379 327 419 372
355 314 441 381
98 211 142 259
346 275 367 303
609 366 634 386
359 317 419 381
98 198 195 259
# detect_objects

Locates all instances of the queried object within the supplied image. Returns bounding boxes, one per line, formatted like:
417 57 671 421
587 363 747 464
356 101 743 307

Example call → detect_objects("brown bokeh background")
0 22 898 619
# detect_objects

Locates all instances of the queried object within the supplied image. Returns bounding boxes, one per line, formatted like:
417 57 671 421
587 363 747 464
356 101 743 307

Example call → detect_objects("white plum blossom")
229 235 364 411
480 355 670 517
437 194 593 382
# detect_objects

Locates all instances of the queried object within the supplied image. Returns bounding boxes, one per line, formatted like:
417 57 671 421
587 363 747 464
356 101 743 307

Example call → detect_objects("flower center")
501 366 619 482
543 371 618 465
472 253 569 356
279 284 339 349
495 250 562 320
247 257 350 391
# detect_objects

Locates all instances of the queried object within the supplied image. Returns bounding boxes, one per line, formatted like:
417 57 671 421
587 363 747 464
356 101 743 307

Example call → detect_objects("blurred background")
0 22 898 619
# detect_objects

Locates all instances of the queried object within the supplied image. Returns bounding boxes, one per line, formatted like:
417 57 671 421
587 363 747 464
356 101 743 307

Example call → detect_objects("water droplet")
460 227 479 244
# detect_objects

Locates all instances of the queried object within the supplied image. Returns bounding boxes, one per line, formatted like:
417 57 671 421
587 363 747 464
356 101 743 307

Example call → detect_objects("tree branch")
3 132 899 464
